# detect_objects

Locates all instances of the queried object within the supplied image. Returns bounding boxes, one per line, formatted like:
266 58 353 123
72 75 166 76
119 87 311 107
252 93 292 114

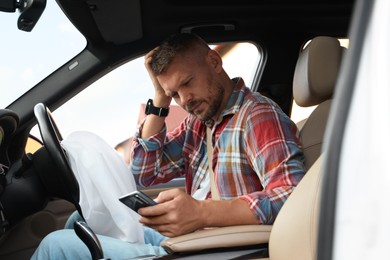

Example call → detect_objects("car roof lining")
57 0 354 47
85 0 143 45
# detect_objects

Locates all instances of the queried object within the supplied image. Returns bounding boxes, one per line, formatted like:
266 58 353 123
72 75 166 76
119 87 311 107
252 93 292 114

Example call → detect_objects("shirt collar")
213 77 247 125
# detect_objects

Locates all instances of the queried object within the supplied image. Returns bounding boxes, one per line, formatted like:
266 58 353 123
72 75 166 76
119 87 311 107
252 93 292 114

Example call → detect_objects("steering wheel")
34 103 81 213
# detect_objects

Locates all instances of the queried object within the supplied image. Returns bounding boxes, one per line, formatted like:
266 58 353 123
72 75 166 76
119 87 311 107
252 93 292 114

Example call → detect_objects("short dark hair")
151 33 210 75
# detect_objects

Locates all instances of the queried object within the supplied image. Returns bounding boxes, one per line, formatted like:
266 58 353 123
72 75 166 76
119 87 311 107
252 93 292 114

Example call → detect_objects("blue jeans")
31 212 168 260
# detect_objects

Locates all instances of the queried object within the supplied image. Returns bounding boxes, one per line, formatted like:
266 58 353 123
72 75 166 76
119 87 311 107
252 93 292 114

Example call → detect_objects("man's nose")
179 92 193 108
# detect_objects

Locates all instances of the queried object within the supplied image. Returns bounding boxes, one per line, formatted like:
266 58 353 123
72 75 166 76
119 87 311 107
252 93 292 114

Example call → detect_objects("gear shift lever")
74 221 108 260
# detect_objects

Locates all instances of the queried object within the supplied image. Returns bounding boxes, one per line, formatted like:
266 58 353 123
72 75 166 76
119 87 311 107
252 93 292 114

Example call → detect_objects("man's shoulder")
236 91 289 126
241 90 279 111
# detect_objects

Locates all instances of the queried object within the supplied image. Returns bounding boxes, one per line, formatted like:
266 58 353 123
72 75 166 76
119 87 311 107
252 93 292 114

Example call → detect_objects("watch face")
145 99 153 115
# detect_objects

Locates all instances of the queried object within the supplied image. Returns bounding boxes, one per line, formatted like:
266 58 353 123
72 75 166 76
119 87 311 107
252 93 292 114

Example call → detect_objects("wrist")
153 95 171 108
198 200 213 228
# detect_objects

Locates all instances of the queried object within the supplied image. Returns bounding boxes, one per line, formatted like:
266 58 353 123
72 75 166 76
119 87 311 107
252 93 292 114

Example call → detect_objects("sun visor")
86 0 142 45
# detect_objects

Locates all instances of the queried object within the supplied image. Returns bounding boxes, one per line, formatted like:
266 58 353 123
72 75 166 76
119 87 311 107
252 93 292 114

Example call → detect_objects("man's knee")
32 230 89 259
64 211 83 229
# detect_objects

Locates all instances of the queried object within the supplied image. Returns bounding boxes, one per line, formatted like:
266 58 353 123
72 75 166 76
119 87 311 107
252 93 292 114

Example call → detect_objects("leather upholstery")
294 36 343 168
300 99 331 168
161 225 272 253
268 155 323 260
264 36 343 260
293 36 342 107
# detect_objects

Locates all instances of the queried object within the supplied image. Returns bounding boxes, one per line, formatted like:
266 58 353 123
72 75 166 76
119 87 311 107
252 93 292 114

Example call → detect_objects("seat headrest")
293 36 343 107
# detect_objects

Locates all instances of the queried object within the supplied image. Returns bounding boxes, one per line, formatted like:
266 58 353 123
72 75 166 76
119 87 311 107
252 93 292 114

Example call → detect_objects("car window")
32 42 262 161
0 1 86 108
26 135 43 154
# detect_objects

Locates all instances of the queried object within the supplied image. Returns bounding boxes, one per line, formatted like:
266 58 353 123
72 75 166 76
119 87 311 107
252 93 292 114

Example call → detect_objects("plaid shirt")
130 78 305 224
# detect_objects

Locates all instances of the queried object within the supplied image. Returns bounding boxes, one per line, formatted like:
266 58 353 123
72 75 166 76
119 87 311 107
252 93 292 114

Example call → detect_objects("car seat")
293 36 343 169
260 36 344 260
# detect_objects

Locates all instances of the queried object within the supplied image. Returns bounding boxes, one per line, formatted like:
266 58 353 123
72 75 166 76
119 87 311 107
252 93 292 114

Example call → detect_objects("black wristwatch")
144 99 169 117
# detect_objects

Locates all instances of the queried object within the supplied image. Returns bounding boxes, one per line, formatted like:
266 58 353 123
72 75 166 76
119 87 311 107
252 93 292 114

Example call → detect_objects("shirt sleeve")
238 103 306 224
130 117 189 187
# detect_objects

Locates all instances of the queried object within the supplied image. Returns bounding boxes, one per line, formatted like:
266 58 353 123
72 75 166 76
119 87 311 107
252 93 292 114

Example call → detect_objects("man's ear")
207 50 223 73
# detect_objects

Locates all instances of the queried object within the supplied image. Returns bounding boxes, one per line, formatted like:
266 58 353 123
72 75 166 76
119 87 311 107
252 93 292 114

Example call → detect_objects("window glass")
0 1 86 108
34 42 261 161
25 136 43 154
216 42 261 87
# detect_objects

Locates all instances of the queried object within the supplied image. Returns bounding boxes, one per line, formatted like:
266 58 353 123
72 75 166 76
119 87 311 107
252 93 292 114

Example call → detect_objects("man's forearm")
138 189 260 237
199 199 259 228
141 114 166 138
141 96 171 138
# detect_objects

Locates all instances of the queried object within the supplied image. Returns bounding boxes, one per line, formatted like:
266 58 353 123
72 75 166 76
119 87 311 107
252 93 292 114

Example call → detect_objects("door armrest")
161 225 272 253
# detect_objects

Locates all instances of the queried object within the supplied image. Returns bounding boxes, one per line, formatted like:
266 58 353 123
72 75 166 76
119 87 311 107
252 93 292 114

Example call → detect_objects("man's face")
157 51 225 122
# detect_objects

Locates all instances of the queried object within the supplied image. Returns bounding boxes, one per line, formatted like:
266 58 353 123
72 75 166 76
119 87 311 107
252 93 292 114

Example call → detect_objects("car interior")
0 0 356 259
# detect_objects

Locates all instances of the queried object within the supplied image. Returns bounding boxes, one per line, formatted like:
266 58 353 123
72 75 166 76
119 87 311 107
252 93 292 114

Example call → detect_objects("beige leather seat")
293 36 343 169
160 36 344 259
262 36 344 260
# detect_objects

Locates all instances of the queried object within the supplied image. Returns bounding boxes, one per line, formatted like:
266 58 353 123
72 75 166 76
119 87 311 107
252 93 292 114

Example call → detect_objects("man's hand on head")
144 48 171 107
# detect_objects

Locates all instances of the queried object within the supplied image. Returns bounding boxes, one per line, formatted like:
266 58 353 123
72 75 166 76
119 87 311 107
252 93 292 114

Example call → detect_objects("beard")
187 82 225 122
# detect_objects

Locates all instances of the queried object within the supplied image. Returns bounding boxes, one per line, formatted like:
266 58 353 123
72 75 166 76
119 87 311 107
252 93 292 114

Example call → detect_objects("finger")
144 57 154 72
145 47 159 60
144 49 157 69
154 188 182 204
144 55 152 64
138 203 168 217
139 215 170 226
159 231 175 237
144 224 175 238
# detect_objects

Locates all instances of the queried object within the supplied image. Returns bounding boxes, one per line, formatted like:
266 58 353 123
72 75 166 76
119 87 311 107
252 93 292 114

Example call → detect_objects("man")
32 33 305 259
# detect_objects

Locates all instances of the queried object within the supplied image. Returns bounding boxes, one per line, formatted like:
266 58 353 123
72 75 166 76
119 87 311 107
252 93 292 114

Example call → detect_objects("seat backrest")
293 36 343 169
269 154 323 260
266 36 344 260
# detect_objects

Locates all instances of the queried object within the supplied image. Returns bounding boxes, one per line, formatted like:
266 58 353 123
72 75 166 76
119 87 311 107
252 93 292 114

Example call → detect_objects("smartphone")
119 191 157 212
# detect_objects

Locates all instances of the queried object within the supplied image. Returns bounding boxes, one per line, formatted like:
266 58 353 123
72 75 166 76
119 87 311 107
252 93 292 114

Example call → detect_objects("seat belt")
206 127 221 200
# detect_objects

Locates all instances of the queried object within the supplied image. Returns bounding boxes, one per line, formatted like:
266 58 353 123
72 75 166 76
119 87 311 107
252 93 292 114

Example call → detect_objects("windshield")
0 1 86 108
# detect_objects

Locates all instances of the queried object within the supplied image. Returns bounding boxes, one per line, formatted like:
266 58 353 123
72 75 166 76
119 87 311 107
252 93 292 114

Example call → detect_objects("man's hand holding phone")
119 189 204 237
137 189 204 237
